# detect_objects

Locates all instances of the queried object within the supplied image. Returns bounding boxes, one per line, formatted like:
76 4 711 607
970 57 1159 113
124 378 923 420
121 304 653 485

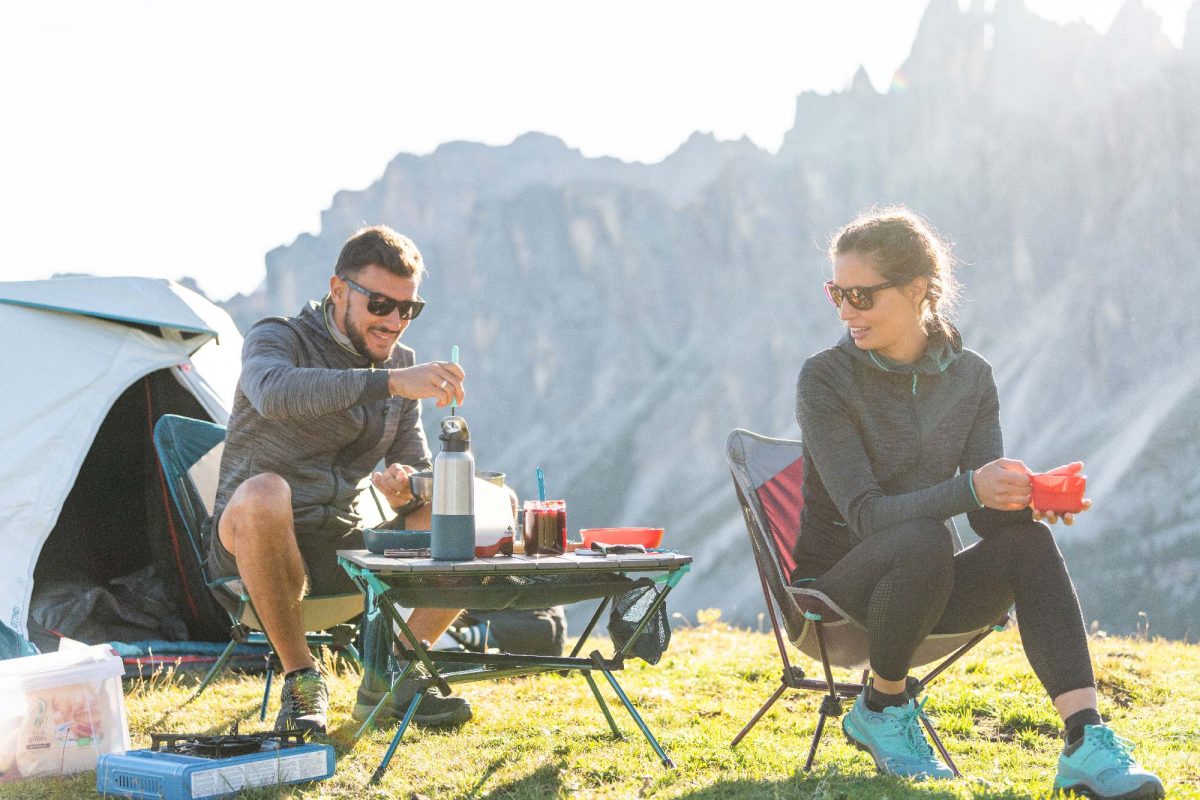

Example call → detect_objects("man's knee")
222 473 294 543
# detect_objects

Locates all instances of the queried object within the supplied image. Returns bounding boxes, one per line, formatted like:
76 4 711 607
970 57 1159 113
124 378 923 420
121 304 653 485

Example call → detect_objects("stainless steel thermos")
431 415 475 560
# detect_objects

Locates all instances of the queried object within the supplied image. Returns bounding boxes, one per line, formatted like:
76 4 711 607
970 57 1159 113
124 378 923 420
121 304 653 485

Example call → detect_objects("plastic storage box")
0 642 130 783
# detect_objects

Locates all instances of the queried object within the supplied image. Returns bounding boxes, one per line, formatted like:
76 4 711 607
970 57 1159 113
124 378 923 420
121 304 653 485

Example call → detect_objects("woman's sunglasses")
344 278 425 320
823 279 900 311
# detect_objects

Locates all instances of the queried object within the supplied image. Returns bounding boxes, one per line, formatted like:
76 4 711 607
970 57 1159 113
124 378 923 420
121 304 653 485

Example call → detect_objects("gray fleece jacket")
213 299 432 538
792 325 1031 577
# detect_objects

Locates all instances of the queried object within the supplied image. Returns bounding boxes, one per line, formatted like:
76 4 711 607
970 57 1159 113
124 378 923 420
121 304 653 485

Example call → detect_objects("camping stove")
96 729 334 799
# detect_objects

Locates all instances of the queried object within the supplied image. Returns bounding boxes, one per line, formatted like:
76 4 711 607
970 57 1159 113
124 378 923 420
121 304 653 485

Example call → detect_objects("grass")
4 618 1199 799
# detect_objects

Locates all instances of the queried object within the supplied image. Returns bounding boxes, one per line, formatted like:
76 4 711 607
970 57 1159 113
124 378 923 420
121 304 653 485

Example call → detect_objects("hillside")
4 624 1198 798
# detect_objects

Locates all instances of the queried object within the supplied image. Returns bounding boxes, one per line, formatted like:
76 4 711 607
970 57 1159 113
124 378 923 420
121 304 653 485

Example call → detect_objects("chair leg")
731 680 788 747
804 710 831 771
259 660 274 722
803 621 847 772
188 638 238 702
920 712 961 778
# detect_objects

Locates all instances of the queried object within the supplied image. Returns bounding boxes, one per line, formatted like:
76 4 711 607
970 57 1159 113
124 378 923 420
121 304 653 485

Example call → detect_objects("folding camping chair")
725 428 1008 776
152 414 364 718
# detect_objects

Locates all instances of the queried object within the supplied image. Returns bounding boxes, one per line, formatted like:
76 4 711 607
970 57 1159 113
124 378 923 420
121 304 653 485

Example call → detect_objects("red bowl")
1030 473 1086 513
579 527 664 549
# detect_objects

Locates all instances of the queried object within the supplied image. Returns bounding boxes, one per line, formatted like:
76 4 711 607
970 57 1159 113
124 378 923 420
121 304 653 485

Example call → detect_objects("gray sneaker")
274 668 329 734
352 665 472 728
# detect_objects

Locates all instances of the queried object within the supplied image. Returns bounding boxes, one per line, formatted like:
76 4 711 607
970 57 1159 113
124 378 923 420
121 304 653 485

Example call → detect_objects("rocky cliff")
222 0 1200 638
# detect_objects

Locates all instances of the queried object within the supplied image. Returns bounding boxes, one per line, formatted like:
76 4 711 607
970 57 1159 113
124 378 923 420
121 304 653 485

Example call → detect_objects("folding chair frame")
726 428 1007 775
152 414 362 718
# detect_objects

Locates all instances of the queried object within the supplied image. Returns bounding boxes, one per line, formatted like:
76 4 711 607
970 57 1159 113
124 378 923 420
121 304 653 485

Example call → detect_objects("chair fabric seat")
786 585 999 671
238 592 364 632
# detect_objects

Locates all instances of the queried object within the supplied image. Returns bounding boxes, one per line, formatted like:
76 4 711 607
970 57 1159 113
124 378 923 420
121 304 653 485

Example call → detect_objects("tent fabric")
0 276 223 338
0 277 242 641
29 371 227 645
0 621 38 660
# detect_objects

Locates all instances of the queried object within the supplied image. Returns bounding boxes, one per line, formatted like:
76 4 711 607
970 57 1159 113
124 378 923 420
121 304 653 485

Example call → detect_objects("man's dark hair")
334 225 426 280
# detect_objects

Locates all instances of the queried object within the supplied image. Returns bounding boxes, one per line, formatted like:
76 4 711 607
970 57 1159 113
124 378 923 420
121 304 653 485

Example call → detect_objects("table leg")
369 689 426 785
353 658 417 743
347 566 453 697
583 670 623 739
377 590 452 697
590 653 674 769
569 597 611 658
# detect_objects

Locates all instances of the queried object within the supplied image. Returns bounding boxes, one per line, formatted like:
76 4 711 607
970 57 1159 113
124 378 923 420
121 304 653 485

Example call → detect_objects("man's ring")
439 379 448 389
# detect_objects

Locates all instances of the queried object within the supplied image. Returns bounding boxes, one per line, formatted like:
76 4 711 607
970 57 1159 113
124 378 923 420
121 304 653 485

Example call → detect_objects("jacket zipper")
911 374 922 471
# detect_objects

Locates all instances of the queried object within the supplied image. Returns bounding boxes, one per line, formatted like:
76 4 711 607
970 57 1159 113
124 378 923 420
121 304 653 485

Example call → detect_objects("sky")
0 1 1193 300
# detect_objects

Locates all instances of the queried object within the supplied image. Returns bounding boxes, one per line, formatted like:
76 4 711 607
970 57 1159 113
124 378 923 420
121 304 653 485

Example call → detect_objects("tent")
0 277 243 652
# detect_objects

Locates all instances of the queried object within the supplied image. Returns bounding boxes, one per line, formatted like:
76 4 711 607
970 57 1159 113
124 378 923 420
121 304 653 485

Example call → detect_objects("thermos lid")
439 415 471 452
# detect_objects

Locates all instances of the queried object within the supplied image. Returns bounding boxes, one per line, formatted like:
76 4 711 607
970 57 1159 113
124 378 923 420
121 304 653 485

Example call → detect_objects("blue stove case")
96 735 334 799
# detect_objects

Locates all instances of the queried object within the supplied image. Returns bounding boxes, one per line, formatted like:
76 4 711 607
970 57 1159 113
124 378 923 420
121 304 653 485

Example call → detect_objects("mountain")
218 0 1200 638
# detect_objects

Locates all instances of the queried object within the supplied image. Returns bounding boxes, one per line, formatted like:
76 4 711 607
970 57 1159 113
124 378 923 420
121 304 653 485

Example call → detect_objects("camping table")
336 548 692 784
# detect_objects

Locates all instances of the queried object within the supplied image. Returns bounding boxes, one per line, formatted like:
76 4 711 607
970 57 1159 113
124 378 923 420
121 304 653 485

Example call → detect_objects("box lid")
0 642 124 693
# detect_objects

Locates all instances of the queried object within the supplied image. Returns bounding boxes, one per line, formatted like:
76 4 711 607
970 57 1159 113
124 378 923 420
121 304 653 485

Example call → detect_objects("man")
209 225 469 732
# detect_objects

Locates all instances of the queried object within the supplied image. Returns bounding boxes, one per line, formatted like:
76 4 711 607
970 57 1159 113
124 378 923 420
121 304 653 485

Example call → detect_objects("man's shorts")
204 511 367 599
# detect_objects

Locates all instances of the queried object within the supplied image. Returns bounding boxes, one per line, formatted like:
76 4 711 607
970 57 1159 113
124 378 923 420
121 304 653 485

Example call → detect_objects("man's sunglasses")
344 278 425 320
824 279 900 311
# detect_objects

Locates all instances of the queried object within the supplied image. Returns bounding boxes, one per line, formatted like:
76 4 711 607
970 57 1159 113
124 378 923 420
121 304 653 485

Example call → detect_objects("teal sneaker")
1053 725 1163 799
842 692 954 780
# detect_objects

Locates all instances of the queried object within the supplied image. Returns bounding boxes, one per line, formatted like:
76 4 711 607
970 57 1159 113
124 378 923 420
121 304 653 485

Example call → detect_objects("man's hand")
972 458 1032 510
371 463 417 510
388 361 465 408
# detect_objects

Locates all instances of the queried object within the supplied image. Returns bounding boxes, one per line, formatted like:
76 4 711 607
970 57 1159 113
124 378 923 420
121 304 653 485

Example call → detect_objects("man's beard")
344 305 391 361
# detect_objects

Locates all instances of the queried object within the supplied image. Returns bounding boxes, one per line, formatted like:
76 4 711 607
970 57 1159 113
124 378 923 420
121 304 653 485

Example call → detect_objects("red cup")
1030 473 1086 513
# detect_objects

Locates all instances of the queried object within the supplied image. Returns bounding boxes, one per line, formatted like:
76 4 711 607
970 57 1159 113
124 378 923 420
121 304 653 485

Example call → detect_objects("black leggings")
807 519 1094 700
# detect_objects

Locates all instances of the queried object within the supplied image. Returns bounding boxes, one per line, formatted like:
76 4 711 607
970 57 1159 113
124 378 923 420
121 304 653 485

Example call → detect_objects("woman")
793 208 1162 798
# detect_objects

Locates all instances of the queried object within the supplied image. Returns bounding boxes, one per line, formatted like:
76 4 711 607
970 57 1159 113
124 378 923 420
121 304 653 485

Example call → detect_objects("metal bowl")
409 471 434 502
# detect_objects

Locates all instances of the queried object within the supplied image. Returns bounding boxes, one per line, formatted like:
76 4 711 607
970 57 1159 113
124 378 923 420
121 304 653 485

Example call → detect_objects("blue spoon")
450 345 459 414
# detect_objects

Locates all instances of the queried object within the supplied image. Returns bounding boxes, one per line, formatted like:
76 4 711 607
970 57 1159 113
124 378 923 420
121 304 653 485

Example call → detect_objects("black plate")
363 528 431 554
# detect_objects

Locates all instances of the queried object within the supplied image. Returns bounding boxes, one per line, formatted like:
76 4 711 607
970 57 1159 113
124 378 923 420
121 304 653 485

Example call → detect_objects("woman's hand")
1028 461 1090 524
972 458 1032 510
1032 498 1092 525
